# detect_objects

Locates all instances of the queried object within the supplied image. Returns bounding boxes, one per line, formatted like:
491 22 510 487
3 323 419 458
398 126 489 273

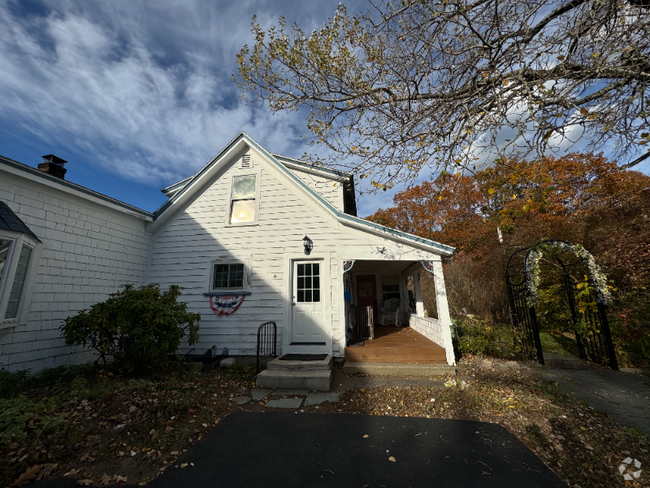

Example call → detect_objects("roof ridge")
0 155 153 218
272 153 352 178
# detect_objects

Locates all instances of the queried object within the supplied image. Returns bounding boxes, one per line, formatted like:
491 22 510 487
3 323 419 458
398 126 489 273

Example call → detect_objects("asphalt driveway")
35 410 565 488
30 411 566 487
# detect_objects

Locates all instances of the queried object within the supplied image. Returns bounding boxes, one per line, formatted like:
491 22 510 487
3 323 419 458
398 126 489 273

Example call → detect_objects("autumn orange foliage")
368 153 650 365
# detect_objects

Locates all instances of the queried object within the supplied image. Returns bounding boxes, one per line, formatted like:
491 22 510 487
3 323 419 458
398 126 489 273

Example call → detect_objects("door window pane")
296 262 321 303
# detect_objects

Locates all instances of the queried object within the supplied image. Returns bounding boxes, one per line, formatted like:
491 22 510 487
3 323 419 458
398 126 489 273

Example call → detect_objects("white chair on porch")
380 298 401 326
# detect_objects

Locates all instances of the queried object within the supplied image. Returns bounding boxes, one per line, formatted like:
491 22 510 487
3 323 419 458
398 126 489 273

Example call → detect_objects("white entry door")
291 261 326 344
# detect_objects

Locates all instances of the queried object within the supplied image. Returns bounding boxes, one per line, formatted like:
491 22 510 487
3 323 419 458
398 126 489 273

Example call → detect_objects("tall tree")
369 152 650 249
368 153 650 326
237 0 650 187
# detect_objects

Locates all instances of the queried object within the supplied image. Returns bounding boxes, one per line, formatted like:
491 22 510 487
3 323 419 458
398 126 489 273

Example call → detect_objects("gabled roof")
152 132 454 256
0 201 40 241
160 151 353 197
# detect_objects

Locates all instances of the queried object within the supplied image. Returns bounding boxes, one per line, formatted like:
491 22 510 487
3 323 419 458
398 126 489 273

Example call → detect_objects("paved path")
31 412 566 488
153 411 565 488
535 363 650 438
231 388 340 408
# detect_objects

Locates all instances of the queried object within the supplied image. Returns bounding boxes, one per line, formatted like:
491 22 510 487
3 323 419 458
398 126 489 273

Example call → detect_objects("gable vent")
240 155 253 169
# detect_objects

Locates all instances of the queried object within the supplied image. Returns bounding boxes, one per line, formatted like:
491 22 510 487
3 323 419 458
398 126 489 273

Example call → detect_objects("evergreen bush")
61 284 200 373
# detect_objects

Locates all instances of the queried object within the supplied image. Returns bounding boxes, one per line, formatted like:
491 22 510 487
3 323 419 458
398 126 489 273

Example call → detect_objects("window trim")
207 260 251 295
0 231 39 330
225 171 260 226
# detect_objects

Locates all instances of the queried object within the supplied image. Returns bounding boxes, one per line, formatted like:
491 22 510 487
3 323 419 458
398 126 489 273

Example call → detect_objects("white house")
0 133 455 379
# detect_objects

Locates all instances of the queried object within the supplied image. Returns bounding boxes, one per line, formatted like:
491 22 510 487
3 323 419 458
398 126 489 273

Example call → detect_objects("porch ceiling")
349 260 420 275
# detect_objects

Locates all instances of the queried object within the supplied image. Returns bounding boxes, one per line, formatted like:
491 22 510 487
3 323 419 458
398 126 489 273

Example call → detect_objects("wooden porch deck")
344 326 447 364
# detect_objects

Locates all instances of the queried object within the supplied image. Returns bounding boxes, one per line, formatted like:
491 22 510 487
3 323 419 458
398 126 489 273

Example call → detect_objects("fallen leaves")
12 464 59 487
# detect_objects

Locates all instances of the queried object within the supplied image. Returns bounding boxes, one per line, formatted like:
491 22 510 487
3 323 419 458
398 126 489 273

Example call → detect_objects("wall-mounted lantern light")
303 235 313 255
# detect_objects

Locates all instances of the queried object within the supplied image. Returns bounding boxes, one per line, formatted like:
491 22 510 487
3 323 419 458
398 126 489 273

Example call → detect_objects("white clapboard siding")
148 148 441 358
0 171 151 372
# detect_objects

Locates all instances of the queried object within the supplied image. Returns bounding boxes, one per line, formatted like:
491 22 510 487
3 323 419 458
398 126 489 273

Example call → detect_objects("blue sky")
2 0 649 217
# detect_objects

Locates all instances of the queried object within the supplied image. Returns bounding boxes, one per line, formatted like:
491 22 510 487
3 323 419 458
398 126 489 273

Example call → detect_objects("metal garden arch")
505 239 618 370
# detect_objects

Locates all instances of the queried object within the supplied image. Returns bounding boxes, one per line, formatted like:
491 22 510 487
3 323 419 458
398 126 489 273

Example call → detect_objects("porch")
345 325 447 363
342 259 456 366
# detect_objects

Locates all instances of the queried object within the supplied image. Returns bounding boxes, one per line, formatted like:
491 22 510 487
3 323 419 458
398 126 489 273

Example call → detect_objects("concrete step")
342 362 456 377
266 355 333 371
256 369 332 391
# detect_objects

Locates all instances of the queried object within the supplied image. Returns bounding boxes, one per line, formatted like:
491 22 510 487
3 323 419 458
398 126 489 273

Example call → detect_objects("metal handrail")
256 321 277 373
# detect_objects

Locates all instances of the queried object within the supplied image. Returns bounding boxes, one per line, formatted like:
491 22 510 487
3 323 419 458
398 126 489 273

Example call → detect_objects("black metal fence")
564 277 618 369
506 248 544 364
256 321 277 373
505 243 618 370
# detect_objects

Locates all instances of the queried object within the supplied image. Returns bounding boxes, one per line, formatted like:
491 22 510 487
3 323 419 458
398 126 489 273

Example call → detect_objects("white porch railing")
409 314 456 366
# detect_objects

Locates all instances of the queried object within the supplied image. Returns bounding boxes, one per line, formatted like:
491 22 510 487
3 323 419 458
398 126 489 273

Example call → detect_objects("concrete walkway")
534 359 650 438
231 387 340 409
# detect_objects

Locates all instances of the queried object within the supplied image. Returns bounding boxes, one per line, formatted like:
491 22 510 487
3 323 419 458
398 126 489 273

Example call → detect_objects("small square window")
212 263 245 290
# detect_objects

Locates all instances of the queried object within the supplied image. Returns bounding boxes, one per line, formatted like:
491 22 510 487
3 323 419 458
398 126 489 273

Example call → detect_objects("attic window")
240 155 252 169
229 175 257 224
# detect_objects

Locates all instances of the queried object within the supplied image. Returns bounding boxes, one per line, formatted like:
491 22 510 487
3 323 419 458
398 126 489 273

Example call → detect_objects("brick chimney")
38 154 68 179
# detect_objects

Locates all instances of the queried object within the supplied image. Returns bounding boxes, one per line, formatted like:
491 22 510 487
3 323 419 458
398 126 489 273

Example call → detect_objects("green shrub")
61 284 200 373
455 316 514 358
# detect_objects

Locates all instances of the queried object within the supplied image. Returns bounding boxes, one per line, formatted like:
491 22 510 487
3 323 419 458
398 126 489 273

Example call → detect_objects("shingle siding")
0 172 151 372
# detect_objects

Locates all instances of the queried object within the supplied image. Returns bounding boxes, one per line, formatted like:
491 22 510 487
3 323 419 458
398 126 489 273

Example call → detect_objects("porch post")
430 259 456 366
413 271 425 318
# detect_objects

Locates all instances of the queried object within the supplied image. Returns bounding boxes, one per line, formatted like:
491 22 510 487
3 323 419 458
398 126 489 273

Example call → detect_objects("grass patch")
539 331 582 357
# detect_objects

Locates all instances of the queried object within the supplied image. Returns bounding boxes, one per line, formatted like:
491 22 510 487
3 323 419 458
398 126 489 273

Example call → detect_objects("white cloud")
0 0 359 187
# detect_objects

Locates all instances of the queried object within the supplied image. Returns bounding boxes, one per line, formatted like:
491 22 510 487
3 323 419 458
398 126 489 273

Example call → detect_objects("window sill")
203 291 252 297
224 222 259 228
0 320 18 332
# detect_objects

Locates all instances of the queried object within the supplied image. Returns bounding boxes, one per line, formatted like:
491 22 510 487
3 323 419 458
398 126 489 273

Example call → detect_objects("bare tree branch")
235 0 650 187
